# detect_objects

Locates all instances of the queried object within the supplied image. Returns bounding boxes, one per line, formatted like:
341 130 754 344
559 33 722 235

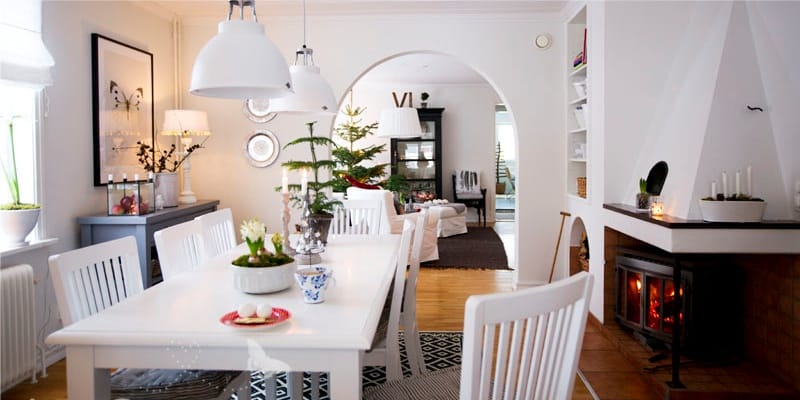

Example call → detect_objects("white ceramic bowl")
698 199 766 223
229 260 296 294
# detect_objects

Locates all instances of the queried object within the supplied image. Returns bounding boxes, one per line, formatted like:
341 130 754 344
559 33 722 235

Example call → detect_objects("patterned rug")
422 227 510 270
244 331 462 399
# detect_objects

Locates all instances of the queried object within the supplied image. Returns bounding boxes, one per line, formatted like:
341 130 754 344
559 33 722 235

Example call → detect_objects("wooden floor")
2 223 595 399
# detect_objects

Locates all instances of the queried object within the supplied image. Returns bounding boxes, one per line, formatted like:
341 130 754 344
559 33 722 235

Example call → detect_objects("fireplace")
615 248 742 359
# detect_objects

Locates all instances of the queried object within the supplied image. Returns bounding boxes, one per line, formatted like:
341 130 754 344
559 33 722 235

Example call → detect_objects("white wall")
337 82 501 223
181 13 564 284
22 1 176 361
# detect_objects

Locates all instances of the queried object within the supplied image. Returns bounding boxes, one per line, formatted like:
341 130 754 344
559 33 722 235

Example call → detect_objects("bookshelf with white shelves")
566 4 588 199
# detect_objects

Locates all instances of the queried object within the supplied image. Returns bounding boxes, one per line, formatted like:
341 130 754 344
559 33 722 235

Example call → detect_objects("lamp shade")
376 108 422 138
268 65 336 115
161 110 210 136
190 20 292 100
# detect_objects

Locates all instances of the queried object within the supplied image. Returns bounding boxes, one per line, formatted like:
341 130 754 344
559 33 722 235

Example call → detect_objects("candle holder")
281 192 296 255
649 196 664 216
293 193 325 265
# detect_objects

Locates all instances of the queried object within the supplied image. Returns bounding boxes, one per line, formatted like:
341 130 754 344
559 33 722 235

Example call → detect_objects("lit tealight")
650 197 665 216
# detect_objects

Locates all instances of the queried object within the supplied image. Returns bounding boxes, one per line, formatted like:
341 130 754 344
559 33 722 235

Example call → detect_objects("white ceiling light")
268 0 336 115
376 107 421 138
190 0 292 100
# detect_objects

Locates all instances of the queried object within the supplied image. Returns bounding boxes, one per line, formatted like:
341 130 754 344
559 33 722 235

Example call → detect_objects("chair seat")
110 368 240 400
363 366 461 400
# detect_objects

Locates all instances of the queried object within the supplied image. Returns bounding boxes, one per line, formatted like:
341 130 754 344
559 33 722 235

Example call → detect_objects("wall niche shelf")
566 4 588 199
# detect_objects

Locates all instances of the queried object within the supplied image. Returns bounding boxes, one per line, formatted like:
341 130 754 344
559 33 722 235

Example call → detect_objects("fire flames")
646 278 684 332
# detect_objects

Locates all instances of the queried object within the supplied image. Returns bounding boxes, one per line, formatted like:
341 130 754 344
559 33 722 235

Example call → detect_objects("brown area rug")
422 227 510 270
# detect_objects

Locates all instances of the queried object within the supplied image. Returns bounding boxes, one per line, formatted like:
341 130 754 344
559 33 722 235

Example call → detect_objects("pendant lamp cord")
303 0 307 47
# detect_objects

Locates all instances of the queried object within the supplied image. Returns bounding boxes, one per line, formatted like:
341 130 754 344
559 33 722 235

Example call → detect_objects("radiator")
1 264 42 391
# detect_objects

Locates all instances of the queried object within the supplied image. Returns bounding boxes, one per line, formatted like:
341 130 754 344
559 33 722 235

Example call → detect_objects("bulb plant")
1 116 39 210
232 218 293 267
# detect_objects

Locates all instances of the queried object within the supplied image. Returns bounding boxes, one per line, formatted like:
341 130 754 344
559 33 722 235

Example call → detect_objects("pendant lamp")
376 91 422 138
190 0 292 100
268 0 336 115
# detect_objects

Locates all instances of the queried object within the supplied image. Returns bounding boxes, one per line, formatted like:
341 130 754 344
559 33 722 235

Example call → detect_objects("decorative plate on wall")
243 130 280 167
243 99 277 123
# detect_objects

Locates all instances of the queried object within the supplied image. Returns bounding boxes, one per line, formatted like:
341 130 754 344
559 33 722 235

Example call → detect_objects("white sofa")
346 187 439 262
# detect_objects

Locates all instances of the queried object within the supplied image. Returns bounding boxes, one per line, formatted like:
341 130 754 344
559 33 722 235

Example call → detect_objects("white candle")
747 166 752 196
134 174 140 181
107 173 113 183
711 180 717 198
722 171 728 199
735 170 741 196
122 172 128 181
281 167 289 194
300 169 308 195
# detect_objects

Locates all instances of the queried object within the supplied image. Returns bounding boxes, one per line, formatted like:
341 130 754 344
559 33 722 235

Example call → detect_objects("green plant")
136 139 205 173
1 116 39 210
495 142 507 184
382 174 411 201
282 121 340 215
331 104 386 192
639 178 647 194
421 92 430 102
232 219 293 267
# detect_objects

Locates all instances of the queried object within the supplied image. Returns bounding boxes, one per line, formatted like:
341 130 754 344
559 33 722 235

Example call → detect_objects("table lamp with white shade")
161 110 210 204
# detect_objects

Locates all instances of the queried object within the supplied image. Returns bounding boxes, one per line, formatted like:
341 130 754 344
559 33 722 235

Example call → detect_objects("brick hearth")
577 228 800 399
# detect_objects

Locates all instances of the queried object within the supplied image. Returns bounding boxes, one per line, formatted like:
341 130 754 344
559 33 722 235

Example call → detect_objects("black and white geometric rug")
245 331 462 400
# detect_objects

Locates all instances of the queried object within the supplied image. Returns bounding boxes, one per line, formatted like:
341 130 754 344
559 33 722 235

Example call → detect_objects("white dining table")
46 234 401 400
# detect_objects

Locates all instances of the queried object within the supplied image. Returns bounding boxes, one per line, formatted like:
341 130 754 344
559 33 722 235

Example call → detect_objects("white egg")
256 303 273 318
237 303 256 318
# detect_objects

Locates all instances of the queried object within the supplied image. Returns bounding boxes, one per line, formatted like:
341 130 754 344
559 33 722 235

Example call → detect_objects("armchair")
453 171 487 226
346 187 440 262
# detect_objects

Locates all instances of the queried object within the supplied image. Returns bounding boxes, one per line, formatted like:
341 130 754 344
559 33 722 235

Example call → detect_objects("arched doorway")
334 51 519 267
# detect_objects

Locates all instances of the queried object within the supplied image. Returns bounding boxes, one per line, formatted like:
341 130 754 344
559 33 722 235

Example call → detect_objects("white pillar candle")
722 171 728 199
735 170 741 196
747 166 752 196
281 167 289 194
711 180 717 198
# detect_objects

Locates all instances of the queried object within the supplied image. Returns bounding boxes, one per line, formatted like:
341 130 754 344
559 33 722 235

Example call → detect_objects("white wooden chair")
363 218 416 380
363 271 594 400
196 208 236 259
153 219 206 281
402 209 428 376
48 236 251 400
330 198 384 236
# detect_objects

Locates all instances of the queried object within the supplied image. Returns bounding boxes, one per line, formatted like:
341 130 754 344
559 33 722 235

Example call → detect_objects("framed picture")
92 33 154 186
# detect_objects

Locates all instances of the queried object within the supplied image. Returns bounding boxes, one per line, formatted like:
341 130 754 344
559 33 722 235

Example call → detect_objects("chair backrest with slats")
330 199 383 236
48 236 144 326
381 219 416 380
460 271 593 400
196 208 236 259
153 219 206 281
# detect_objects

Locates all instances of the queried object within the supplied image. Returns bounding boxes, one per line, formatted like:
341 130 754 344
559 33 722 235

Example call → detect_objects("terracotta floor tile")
580 350 638 372
583 332 616 350
581 371 660 400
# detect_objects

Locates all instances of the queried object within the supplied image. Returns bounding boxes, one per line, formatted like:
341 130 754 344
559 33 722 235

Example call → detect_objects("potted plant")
331 104 386 193
495 142 507 195
0 116 40 246
229 218 296 294
283 121 340 243
699 193 766 222
136 140 204 207
382 174 411 213
420 92 430 108
636 178 649 210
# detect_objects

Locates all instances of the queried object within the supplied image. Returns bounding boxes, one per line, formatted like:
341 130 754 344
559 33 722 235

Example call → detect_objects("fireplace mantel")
603 203 800 254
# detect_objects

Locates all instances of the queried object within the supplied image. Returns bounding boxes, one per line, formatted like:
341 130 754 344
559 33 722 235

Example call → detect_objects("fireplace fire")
615 248 742 358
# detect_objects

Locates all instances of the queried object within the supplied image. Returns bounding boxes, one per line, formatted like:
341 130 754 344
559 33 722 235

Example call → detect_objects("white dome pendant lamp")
268 0 336 115
190 0 292 100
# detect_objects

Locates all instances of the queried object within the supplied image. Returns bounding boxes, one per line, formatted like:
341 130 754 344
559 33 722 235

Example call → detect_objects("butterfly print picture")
110 80 143 120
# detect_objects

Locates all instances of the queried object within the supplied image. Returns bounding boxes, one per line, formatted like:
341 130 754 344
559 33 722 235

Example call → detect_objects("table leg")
328 351 362 399
66 346 110 400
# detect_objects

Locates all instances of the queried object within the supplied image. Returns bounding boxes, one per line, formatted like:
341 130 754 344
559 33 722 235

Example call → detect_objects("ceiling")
150 1 568 18
147 1 568 85
357 53 487 85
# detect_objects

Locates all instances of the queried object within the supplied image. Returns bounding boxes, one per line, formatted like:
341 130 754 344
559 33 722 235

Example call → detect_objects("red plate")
219 307 291 330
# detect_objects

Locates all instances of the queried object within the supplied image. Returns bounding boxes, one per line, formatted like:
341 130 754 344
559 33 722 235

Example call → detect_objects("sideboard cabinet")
77 200 219 287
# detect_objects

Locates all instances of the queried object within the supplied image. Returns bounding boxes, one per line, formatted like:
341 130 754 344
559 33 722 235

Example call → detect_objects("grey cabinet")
78 200 219 287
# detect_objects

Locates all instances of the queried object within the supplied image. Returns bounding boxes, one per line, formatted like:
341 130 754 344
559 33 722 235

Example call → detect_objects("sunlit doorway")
495 104 516 221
